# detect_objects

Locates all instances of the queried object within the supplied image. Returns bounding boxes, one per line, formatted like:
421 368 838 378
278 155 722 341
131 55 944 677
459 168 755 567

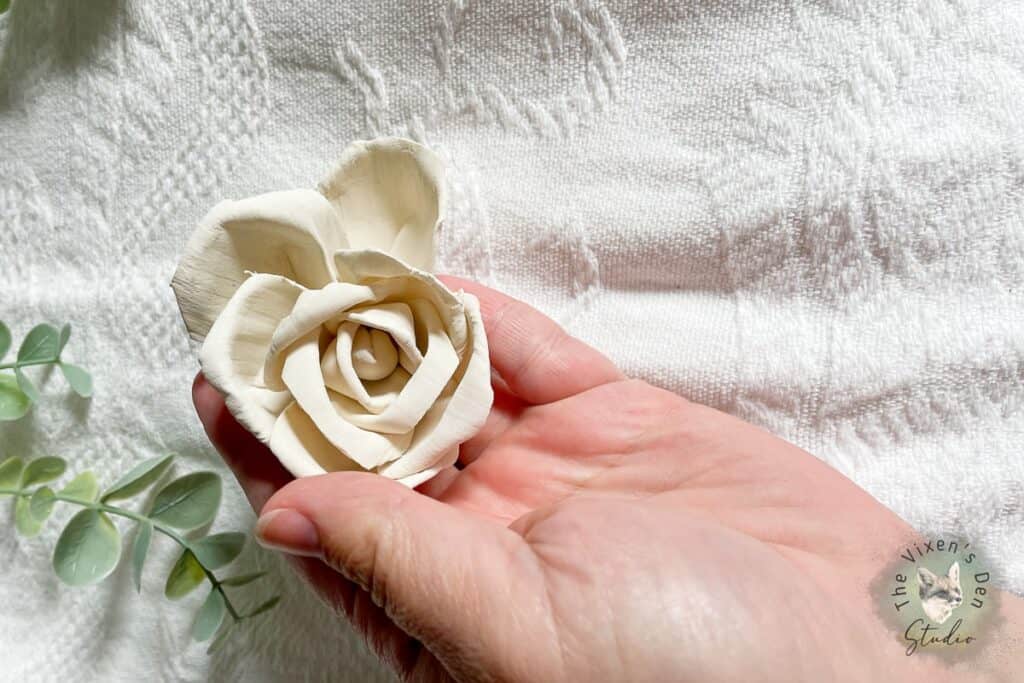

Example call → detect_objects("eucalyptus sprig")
0 321 93 420
0 454 280 653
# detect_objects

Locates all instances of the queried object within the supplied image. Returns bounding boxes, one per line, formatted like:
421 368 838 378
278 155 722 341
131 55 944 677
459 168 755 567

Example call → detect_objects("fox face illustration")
917 562 963 624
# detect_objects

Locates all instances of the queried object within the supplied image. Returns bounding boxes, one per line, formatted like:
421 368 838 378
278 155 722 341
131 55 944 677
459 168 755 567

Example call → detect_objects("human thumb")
256 472 544 680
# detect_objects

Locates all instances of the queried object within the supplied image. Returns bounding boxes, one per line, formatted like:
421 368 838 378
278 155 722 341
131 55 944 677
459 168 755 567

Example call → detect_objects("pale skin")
192 276 1022 682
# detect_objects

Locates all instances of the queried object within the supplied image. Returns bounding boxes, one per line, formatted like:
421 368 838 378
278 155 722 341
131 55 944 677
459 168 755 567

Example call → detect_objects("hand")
193 277 1018 682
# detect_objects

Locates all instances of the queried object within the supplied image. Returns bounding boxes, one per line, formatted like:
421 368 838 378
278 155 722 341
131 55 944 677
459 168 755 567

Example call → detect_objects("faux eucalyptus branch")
0 454 280 653
0 321 93 420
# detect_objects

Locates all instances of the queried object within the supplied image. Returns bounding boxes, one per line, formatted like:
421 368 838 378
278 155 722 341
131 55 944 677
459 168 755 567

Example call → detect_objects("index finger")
439 275 624 404
192 373 292 512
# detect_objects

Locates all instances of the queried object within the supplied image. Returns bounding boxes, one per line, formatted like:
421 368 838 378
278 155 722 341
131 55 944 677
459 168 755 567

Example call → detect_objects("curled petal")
199 274 304 440
263 282 376 390
362 371 411 406
352 327 399 380
172 190 344 340
329 390 407 430
396 447 459 488
346 302 423 373
319 138 446 272
342 299 459 435
280 330 410 470
377 293 493 480
323 339 411 414
321 323 385 412
334 249 467 350
269 402 367 477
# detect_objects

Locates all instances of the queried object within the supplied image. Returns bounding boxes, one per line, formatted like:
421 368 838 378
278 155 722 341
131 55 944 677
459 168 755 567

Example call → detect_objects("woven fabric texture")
1 1 1022 680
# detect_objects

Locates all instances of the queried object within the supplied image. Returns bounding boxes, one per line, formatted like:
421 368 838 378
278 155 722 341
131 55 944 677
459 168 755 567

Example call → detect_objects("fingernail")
255 508 321 558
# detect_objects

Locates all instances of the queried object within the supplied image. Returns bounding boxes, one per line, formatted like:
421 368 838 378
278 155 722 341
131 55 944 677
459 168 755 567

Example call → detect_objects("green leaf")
165 549 206 599
15 497 44 536
192 532 246 570
0 321 10 360
59 471 99 502
17 324 60 363
21 456 66 487
101 453 174 502
131 522 152 593
192 589 226 642
206 623 234 655
0 456 24 490
53 509 122 586
0 0 9 16
58 324 71 355
148 472 221 530
0 374 31 421
59 363 92 398
221 571 267 587
244 596 281 618
30 486 56 522
14 367 39 403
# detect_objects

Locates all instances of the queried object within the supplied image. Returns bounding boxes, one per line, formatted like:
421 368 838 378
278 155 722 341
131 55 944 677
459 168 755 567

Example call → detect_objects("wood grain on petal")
319 138 446 272
198 274 304 441
172 189 344 340
377 293 493 480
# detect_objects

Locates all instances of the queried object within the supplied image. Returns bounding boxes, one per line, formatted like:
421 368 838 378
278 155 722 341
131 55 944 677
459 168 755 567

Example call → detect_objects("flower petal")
263 282 377 390
352 327 399 380
377 293 493 481
172 190 345 340
342 299 460 435
333 249 467 350
394 447 458 488
269 402 367 477
280 330 410 470
321 323 382 411
345 302 423 373
319 138 446 272
323 338 411 414
199 274 304 440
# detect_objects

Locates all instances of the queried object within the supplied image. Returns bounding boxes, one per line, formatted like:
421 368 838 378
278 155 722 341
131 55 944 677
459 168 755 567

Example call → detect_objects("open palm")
193 277 987 682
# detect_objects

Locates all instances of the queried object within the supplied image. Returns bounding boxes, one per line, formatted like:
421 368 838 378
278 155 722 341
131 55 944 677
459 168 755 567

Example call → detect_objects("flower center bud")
351 326 399 381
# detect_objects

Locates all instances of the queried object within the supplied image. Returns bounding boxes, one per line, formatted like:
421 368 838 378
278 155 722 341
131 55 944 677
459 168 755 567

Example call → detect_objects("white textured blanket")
1 1 1022 680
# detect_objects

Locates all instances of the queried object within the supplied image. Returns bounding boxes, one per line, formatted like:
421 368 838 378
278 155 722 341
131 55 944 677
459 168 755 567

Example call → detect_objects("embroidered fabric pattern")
1 1 1022 680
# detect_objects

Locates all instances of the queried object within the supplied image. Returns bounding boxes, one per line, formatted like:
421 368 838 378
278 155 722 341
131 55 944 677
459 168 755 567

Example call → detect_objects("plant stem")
0 488 242 622
0 358 58 371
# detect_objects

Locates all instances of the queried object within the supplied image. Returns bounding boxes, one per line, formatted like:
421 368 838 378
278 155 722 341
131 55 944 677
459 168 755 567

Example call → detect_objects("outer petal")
377 293 493 481
395 447 459 488
172 189 346 340
319 138 446 272
198 274 304 440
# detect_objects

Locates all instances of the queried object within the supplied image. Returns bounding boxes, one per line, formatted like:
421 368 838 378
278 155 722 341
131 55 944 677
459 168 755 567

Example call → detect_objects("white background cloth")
1 1 1022 680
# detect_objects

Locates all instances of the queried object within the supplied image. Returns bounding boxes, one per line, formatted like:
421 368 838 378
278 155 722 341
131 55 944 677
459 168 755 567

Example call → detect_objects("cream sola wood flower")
171 138 493 487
